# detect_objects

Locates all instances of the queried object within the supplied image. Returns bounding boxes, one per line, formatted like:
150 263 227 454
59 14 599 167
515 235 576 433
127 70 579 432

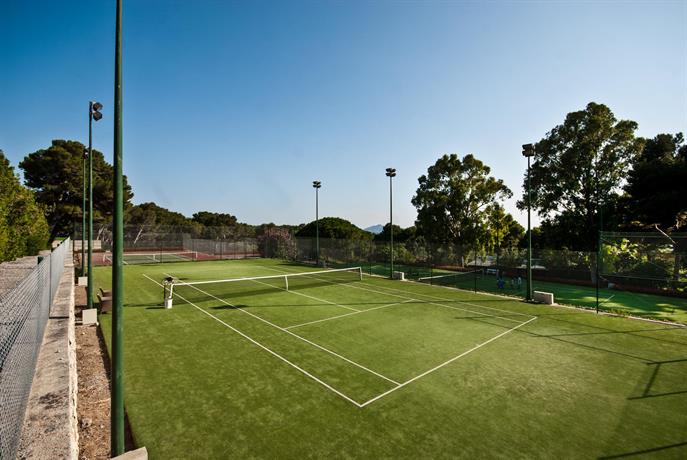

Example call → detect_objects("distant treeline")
2 102 685 263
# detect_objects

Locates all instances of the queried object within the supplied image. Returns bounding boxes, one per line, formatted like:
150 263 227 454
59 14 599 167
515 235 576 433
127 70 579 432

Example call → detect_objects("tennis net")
417 270 482 290
104 251 198 265
163 266 363 307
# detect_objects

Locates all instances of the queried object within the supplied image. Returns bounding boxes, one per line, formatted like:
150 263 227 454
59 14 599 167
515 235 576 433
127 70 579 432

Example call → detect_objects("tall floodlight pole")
82 153 87 276
87 101 103 310
385 168 396 279
312 181 321 264
596 168 603 314
522 144 535 301
111 0 124 455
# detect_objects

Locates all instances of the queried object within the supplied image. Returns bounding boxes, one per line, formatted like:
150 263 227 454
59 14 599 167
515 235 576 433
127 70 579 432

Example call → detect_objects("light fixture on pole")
522 144 535 302
312 181 321 265
385 168 396 279
87 101 103 310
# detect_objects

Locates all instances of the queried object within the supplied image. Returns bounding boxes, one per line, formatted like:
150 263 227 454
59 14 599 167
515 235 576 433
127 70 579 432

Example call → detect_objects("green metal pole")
111 0 125 455
82 156 86 277
526 156 533 301
389 175 394 279
596 194 602 314
474 248 478 293
87 103 94 309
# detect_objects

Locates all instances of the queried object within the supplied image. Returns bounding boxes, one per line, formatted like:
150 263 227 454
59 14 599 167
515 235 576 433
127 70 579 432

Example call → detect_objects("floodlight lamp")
522 144 535 157
312 181 321 188
91 101 103 121
385 167 396 177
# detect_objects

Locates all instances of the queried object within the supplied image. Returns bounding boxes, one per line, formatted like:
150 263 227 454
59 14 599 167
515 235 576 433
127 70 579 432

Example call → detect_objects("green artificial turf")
93 258 687 459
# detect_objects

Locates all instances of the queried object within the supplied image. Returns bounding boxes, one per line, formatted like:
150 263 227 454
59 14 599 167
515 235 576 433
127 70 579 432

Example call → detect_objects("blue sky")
2 1 686 229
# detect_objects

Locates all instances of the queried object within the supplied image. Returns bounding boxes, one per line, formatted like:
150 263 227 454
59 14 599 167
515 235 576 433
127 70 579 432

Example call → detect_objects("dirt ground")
75 285 112 460
75 285 135 459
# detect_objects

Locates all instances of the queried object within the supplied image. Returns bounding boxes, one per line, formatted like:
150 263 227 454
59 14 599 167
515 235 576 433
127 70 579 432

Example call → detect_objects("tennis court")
94 258 687 458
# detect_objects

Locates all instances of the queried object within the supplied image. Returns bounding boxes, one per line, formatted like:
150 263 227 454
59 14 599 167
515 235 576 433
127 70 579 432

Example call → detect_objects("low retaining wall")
18 249 78 459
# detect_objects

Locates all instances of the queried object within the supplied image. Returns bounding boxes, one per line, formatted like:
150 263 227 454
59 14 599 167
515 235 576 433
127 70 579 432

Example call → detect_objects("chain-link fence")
71 221 687 323
279 235 687 324
73 224 260 266
0 238 69 459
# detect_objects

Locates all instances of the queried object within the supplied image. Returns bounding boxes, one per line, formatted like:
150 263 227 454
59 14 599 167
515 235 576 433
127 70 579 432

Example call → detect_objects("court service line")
359 316 539 407
250 278 361 312
357 278 536 319
260 266 527 324
162 273 400 386
365 274 537 319
285 299 416 330
142 274 364 407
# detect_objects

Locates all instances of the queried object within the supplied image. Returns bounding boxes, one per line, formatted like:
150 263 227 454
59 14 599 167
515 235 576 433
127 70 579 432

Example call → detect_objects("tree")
192 211 238 227
517 102 643 250
295 217 372 240
19 140 133 241
0 150 49 261
126 202 192 228
257 225 297 259
374 224 417 243
412 154 512 249
623 133 687 231
191 211 254 238
486 204 524 251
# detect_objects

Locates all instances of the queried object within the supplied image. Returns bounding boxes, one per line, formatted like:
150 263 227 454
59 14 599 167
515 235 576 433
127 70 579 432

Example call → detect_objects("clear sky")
2 1 686 230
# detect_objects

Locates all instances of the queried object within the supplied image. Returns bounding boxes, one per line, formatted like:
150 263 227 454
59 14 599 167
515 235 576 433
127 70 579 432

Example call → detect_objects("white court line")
600 294 616 305
366 272 537 318
251 277 361 312
142 274 364 407
359 316 538 407
163 273 400 386
260 266 528 325
171 271 360 313
285 300 416 330
146 266 538 407
360 279 537 320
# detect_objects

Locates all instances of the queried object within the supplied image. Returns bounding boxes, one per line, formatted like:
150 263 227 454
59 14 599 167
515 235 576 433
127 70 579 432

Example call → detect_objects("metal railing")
0 238 69 459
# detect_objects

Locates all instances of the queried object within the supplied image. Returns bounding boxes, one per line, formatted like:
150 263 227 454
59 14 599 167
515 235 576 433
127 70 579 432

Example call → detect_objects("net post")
163 276 174 309
285 275 289 291
358 266 362 280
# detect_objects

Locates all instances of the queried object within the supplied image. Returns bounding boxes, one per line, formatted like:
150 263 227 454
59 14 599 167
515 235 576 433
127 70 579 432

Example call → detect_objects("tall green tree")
373 224 415 243
192 211 238 227
296 217 372 240
517 102 644 250
191 211 254 238
412 154 511 248
126 202 192 228
623 133 687 231
486 204 524 251
0 150 49 261
20 140 133 241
